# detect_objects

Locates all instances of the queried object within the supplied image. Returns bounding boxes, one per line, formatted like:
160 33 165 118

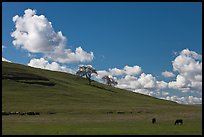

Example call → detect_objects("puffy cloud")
180 49 202 60
116 73 168 92
108 68 125 76
161 91 169 96
168 75 191 92
28 58 75 74
124 65 142 75
47 46 94 64
11 9 63 53
2 57 12 63
138 73 157 89
168 49 202 93
172 49 202 75
11 9 94 64
95 65 142 86
162 71 175 78
96 65 168 99
165 95 202 104
117 75 141 90
97 65 142 78
95 49 202 104
96 70 111 79
156 81 168 90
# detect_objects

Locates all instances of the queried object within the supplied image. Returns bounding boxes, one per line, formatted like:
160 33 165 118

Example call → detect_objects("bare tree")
76 65 97 85
102 75 118 86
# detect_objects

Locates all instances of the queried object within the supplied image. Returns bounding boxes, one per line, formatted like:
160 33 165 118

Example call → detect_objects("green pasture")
2 62 202 135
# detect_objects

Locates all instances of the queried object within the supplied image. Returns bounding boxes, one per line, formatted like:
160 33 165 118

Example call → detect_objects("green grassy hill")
2 61 202 135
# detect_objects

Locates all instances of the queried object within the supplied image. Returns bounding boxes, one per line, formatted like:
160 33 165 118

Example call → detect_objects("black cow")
2 111 9 115
19 112 26 115
27 112 35 115
152 118 156 124
35 112 40 115
174 119 183 125
117 111 125 114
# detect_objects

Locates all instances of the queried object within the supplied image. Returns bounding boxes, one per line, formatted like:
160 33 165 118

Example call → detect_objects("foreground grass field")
2 61 202 135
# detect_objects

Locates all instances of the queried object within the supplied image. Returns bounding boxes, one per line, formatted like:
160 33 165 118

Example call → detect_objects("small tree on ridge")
76 65 97 85
102 75 118 87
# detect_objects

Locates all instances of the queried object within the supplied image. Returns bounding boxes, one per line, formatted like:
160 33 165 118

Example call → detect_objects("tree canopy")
76 65 97 85
102 75 118 86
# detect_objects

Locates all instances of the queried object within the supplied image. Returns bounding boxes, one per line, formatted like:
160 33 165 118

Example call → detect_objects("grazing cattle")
2 111 9 115
48 112 56 114
174 119 183 125
9 112 16 115
152 118 156 124
35 112 40 115
2 111 40 116
117 111 125 114
27 112 35 115
19 112 26 115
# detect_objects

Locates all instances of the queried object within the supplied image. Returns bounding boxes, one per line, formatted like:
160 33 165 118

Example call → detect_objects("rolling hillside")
2 61 202 135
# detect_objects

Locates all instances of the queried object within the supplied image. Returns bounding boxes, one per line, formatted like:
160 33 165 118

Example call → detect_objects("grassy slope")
2 61 202 135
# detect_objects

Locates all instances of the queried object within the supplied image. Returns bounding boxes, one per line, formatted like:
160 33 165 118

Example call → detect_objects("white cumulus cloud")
138 73 157 89
168 49 202 93
124 65 142 75
47 46 94 64
28 58 75 74
162 71 175 78
11 9 63 53
94 49 202 105
11 9 94 64
2 57 12 63
165 95 202 104
116 73 168 92
108 68 125 76
97 65 142 78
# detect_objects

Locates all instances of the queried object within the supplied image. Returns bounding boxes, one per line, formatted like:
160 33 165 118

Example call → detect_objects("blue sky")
2 2 202 104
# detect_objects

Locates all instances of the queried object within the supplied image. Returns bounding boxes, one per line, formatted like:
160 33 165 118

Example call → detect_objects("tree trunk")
86 74 91 85
88 78 91 85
